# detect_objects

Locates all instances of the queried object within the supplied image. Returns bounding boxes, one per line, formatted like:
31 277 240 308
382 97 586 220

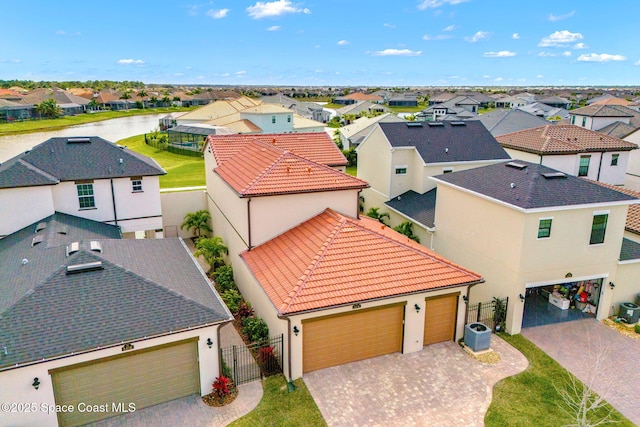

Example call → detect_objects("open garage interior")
302 304 405 373
522 278 603 328
50 340 200 427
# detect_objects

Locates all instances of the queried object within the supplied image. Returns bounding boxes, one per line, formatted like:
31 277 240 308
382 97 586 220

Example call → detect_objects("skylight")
427 122 444 127
67 137 91 143
66 261 103 275
541 172 567 179
505 162 528 170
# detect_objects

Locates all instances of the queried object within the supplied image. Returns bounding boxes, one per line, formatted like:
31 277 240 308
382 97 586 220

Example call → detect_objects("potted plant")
493 297 506 332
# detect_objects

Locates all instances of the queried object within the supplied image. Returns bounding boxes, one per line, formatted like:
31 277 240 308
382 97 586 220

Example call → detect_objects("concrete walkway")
522 318 640 425
304 336 528 427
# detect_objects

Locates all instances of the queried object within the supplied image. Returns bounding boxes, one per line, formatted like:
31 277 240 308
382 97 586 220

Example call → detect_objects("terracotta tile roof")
345 92 384 102
589 181 640 236
497 124 638 155
241 209 483 314
214 140 366 197
591 97 631 106
206 132 347 166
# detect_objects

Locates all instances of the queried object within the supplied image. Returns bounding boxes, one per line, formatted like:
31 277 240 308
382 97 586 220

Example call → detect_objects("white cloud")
483 50 516 58
482 75 491 78
562 51 572 57
0 58 21 63
314 69 323 73
417 0 469 10
443 25 456 31
246 0 310 19
537 74 544 78
573 42 587 49
383 23 396 29
235 70 247 75
538 51 571 57
221 73 230 77
173 73 185 76
548 10 575 22
337 40 349 45
512 33 520 40
267 25 281 31
538 30 583 47
635 60 640 66
494 77 503 82
372 49 422 56
577 53 626 62
117 59 144 65
465 31 490 43
207 8 229 19
422 34 451 41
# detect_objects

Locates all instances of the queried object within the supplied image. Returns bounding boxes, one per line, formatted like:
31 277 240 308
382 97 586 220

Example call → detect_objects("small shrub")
214 265 236 293
242 316 269 343
260 345 281 376
236 301 254 319
212 375 231 398
221 289 242 313
635 324 640 334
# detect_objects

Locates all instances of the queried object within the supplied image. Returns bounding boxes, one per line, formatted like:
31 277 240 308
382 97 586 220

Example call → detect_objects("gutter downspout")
279 315 295 391
247 198 252 250
357 189 363 219
110 179 118 226
463 282 481 327
596 152 604 181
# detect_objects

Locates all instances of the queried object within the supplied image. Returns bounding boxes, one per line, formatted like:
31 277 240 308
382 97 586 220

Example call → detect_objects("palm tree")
35 98 62 118
136 89 148 109
180 210 212 238
393 221 420 243
161 96 171 107
366 207 390 225
195 236 228 270
120 90 132 110
149 96 158 107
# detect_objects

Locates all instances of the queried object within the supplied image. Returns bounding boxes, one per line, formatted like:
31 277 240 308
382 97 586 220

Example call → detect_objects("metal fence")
144 133 203 157
466 297 508 331
220 334 284 386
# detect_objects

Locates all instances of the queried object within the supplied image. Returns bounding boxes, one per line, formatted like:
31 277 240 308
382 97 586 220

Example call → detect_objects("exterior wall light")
462 295 469 303
206 338 213 349
609 282 615 289
293 326 300 336
519 294 525 302
32 377 40 390
414 304 421 313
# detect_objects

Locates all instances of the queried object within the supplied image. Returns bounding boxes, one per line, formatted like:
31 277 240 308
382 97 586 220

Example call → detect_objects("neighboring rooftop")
377 121 510 163
432 161 639 210
214 139 367 197
206 132 347 167
476 109 550 136
620 238 640 261
385 189 437 229
590 181 640 236
240 208 483 315
0 136 165 189
570 104 634 118
496 124 638 155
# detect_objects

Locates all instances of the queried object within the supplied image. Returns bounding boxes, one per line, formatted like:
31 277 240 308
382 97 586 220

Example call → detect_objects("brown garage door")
51 339 199 427
423 294 459 346
302 304 404 373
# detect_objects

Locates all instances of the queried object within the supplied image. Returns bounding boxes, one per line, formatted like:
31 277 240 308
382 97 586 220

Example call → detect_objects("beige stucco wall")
0 326 222 427
160 190 207 238
357 126 392 199
432 183 628 334
613 261 640 314
0 186 55 237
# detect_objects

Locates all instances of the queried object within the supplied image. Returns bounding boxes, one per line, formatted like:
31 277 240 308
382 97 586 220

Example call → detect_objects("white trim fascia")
384 203 435 232
366 187 390 201
525 273 609 289
431 178 638 214
618 258 640 265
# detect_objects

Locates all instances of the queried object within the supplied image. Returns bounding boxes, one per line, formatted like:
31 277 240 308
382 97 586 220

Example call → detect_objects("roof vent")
406 122 423 127
31 235 45 246
67 137 91 143
506 161 528 170
427 122 444 127
450 121 466 126
57 225 68 235
541 172 567 179
90 241 102 253
66 261 103 275
66 241 80 257
35 222 47 233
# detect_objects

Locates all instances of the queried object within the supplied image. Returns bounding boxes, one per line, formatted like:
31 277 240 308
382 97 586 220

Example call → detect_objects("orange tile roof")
591 97 631 106
241 209 483 314
206 132 347 166
589 181 640 236
497 124 638 155
345 92 384 102
215 140 367 197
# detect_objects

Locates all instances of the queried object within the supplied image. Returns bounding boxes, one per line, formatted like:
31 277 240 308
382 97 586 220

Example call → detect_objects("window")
287 115 291 123
590 214 608 245
611 154 619 166
578 155 591 177
77 183 95 209
582 117 587 127
395 166 407 175
132 179 142 192
571 116 576 125
271 115 276 124
537 218 552 238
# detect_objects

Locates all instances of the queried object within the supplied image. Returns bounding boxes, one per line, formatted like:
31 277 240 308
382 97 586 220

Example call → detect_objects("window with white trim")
537 218 552 239
395 166 407 175
578 155 590 177
132 179 142 192
590 213 608 245
77 183 95 209
611 154 619 166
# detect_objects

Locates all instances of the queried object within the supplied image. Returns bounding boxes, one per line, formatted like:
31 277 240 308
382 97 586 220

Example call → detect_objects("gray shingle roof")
570 105 634 118
433 161 638 210
0 213 230 370
0 136 165 189
378 121 510 163
620 238 640 261
476 109 550 136
385 189 437 228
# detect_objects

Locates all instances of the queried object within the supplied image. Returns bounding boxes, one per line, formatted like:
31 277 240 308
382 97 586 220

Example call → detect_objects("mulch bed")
202 386 238 407
602 318 640 339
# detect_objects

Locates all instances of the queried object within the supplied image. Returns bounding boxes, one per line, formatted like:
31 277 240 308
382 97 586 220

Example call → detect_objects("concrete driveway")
304 336 528 427
522 318 640 425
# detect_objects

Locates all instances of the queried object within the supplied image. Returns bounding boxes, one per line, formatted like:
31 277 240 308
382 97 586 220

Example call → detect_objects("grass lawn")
0 107 195 136
229 375 326 427
485 334 633 427
346 165 357 176
117 134 205 189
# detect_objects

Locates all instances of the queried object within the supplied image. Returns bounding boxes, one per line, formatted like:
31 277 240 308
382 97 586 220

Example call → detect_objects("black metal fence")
144 133 203 157
466 297 508 331
220 334 284 386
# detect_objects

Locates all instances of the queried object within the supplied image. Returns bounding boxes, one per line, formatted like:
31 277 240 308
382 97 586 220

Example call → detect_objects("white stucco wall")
624 131 640 190
0 326 222 427
0 186 55 237
161 190 207 238
239 112 293 133
357 125 393 200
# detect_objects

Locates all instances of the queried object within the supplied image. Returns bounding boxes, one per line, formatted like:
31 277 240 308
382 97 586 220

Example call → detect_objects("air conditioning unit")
619 302 640 324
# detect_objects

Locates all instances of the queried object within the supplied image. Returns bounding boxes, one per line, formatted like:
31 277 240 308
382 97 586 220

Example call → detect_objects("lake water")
0 114 168 162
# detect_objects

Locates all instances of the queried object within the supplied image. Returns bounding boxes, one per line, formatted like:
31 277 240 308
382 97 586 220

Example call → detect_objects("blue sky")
2 0 639 86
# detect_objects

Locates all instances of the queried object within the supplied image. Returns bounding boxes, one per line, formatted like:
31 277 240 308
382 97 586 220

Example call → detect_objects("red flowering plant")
212 375 231 399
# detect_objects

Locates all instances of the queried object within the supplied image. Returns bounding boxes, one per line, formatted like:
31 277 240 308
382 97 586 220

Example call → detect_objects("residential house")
494 96 528 109
476 108 550 137
518 102 569 121
419 96 480 121
537 96 572 110
496 124 638 185
338 113 405 149
0 136 166 238
335 101 390 118
19 88 89 116
261 94 331 123
0 98 33 122
0 213 232 427
587 94 631 106
513 92 537 104
388 94 418 107
357 120 510 244
203 135 483 380
431 161 639 334
569 104 634 131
